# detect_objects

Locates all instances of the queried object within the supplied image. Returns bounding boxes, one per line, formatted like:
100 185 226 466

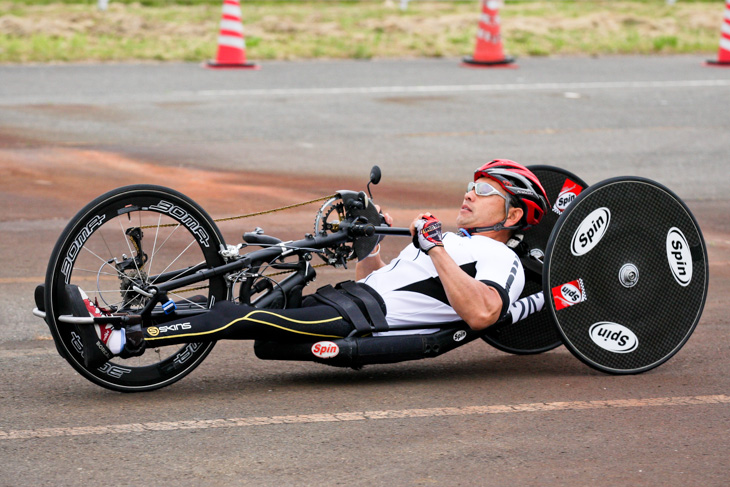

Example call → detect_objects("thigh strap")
310 285 372 334
336 281 388 333
308 282 389 335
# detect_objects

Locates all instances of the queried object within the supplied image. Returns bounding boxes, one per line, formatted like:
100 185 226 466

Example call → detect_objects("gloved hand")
412 215 444 254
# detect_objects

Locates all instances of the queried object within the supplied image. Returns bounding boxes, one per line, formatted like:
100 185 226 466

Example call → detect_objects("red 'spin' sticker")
552 279 587 310
552 179 583 215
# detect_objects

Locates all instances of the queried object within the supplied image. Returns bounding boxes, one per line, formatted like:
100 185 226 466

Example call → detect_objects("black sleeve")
480 280 510 320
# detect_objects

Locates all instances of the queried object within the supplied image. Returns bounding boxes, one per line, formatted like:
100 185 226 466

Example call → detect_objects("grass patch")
0 1 724 63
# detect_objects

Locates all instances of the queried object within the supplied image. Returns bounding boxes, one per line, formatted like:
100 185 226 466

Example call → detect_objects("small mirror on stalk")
367 165 381 199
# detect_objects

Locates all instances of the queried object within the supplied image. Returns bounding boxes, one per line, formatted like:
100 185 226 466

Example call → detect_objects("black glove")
413 215 444 254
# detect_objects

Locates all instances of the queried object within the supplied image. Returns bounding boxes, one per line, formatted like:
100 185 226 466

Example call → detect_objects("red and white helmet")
474 159 549 229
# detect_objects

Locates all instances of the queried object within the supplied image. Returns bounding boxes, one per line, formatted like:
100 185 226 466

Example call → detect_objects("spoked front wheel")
44 185 228 392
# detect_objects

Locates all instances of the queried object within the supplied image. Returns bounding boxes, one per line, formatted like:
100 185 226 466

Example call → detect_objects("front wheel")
44 185 228 392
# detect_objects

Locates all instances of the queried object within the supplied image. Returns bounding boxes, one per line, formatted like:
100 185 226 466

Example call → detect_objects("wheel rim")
47 188 227 390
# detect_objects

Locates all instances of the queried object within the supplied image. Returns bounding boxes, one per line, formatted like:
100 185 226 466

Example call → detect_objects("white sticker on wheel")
571 207 611 256
589 322 638 353
666 227 692 287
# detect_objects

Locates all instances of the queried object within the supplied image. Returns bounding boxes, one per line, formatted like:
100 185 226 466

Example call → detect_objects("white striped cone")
708 0 730 66
207 0 258 69
463 0 515 67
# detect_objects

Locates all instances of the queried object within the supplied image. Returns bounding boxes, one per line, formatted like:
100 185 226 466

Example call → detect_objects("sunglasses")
467 181 509 201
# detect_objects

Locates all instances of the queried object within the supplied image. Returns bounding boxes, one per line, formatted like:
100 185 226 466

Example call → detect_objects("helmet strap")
461 196 521 235
461 221 522 235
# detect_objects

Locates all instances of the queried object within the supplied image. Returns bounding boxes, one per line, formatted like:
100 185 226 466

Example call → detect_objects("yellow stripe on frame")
145 309 346 342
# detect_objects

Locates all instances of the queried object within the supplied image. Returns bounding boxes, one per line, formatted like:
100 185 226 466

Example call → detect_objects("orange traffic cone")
206 0 259 69
463 0 515 67
707 0 730 66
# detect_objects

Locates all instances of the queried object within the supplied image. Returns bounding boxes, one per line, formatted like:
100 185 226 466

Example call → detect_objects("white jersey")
361 232 524 333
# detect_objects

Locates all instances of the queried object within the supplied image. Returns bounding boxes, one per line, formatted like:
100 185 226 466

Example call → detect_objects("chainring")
313 197 355 266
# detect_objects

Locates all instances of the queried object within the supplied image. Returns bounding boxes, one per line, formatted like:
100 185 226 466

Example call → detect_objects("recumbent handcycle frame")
32 166 708 392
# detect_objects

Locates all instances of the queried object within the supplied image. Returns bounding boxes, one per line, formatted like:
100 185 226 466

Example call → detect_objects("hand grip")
372 226 411 236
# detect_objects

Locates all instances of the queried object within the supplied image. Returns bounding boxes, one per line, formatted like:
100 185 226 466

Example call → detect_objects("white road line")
1 394 727 441
0 277 46 284
172 79 730 98
0 348 56 359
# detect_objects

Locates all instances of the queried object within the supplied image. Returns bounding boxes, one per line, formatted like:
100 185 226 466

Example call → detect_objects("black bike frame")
138 222 412 321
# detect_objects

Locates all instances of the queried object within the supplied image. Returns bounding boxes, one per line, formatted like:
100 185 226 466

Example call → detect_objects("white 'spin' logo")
571 208 611 256
666 227 692 287
589 322 638 353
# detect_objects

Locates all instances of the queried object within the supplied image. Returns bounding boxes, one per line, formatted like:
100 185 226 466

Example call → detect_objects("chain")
140 194 337 229
212 194 337 223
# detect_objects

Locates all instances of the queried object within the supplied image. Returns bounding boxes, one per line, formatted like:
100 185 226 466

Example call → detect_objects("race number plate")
482 165 588 354
543 177 708 374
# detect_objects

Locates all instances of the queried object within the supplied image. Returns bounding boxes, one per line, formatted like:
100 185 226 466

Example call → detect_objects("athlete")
356 159 548 335
72 160 550 368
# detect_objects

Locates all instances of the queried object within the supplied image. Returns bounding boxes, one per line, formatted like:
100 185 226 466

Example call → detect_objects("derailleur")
114 227 150 309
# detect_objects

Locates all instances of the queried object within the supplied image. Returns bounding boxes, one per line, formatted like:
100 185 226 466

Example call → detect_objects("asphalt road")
0 56 729 486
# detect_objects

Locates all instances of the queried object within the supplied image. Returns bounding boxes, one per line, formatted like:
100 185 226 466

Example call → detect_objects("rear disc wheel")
544 177 708 374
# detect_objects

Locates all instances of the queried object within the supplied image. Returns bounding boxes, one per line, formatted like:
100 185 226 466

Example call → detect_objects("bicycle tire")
44 185 228 392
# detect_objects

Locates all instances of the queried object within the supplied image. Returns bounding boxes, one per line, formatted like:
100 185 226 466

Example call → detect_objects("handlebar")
344 222 412 239
345 223 412 238
347 223 375 237
372 226 411 236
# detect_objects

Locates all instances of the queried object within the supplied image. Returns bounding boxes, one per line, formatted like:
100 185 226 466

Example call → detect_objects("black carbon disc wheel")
543 177 708 374
44 185 228 392
483 165 589 354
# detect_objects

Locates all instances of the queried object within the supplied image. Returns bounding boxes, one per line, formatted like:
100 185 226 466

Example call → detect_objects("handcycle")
32 166 709 392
